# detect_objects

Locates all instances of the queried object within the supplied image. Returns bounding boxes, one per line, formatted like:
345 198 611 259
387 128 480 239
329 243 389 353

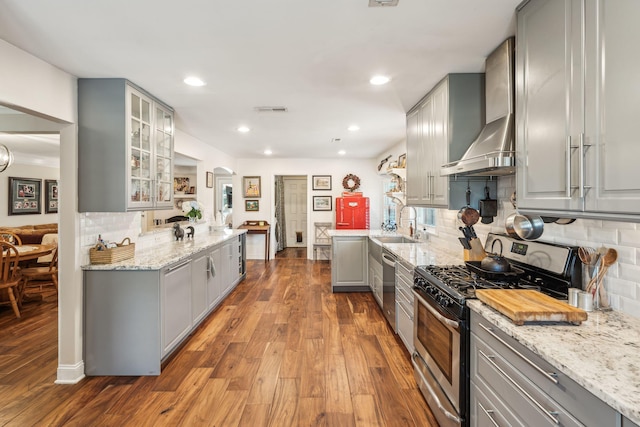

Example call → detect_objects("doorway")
274 175 307 253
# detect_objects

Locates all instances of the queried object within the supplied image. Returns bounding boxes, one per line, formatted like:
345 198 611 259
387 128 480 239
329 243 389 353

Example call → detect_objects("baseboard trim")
55 361 86 384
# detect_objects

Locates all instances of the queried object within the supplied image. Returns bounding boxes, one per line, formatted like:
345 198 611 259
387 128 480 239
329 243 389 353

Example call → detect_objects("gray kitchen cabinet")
84 235 246 376
623 415 640 427
368 254 383 307
470 310 617 427
78 78 174 212
207 245 223 309
395 259 414 353
192 252 212 325
516 0 640 220
405 74 485 208
331 236 368 292
161 259 192 357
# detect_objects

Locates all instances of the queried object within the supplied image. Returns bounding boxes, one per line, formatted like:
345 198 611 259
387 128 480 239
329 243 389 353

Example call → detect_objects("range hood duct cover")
441 37 515 177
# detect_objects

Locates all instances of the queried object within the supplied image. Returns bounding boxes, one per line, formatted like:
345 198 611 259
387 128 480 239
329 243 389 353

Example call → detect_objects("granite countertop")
328 229 461 267
83 229 247 271
468 300 640 424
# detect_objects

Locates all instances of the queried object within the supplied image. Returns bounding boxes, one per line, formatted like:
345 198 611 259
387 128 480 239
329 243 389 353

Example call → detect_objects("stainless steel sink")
373 236 417 244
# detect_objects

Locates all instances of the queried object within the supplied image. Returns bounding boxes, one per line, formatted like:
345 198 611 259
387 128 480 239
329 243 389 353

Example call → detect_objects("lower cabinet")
368 254 383 307
331 236 368 292
84 236 246 376
162 259 193 357
395 260 414 354
470 310 617 427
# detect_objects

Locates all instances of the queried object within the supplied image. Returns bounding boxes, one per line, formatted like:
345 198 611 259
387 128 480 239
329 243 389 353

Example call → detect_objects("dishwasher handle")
382 252 396 267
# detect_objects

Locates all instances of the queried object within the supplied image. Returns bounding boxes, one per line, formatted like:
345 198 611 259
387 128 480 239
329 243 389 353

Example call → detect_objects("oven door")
413 289 462 426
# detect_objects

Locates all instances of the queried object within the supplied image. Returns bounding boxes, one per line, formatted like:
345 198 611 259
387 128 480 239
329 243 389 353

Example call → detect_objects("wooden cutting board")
475 289 588 325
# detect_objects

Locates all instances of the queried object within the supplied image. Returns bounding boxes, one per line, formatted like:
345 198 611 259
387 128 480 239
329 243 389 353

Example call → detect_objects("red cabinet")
336 197 370 229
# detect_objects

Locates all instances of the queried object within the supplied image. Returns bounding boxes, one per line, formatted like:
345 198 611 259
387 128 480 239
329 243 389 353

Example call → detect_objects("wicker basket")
89 237 135 264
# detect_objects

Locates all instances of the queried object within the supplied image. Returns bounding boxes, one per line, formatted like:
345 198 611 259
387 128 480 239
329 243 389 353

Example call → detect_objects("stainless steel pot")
505 212 544 240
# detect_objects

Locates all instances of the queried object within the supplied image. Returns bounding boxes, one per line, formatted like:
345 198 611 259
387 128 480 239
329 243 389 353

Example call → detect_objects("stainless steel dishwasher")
381 248 397 332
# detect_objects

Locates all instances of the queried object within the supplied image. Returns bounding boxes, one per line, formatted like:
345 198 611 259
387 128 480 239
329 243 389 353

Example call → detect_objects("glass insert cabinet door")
127 85 174 209
155 106 174 206
129 89 153 206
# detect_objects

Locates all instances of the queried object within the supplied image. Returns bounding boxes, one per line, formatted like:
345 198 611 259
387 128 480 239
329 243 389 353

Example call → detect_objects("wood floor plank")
352 394 384 427
325 353 353 414
246 341 285 404
267 378 299 427
0 258 437 426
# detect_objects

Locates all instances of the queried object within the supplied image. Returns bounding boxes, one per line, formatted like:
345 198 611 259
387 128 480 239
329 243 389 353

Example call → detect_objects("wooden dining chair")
0 241 23 319
0 232 22 246
20 247 58 297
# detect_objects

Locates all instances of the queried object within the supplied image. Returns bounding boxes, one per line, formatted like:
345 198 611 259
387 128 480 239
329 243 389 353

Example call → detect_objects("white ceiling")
0 0 520 161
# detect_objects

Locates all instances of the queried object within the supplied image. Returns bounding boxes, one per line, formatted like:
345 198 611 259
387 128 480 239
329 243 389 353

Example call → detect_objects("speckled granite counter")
468 300 640 424
82 229 247 270
328 229 462 268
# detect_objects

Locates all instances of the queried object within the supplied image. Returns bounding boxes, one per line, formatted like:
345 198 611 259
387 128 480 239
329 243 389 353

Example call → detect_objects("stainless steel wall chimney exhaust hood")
441 37 515 177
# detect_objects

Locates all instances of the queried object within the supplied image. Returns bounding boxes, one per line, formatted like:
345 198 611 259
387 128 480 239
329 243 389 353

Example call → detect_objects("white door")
284 177 307 248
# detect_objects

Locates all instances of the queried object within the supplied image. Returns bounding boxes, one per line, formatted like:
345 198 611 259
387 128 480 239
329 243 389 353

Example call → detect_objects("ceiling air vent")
368 0 398 7
332 138 342 143
254 106 288 113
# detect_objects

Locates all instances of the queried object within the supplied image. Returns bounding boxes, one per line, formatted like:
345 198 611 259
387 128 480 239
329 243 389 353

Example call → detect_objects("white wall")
0 164 59 226
0 38 82 383
235 157 385 260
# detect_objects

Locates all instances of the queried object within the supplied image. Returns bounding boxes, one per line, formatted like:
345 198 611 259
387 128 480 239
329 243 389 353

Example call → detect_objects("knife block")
464 238 486 261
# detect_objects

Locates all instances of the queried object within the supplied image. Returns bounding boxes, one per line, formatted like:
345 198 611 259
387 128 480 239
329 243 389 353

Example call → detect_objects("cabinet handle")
429 174 434 199
566 135 574 198
415 292 459 328
578 133 592 198
166 260 190 272
478 402 500 427
478 323 558 384
207 255 216 277
479 349 559 424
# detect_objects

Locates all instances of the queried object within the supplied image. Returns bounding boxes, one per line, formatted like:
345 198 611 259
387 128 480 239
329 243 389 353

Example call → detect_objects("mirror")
141 152 198 233
214 166 233 227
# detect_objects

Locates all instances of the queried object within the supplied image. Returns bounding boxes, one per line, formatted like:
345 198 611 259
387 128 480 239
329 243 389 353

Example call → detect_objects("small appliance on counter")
411 232 581 427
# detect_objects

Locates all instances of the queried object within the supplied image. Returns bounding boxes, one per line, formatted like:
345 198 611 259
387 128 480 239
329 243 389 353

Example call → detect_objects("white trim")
55 362 86 384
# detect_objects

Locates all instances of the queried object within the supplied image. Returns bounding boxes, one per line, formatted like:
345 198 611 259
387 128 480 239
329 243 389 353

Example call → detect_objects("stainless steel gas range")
412 233 581 427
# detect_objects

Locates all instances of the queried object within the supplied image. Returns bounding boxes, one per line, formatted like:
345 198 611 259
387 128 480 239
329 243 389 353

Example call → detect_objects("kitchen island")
468 299 640 425
83 229 246 376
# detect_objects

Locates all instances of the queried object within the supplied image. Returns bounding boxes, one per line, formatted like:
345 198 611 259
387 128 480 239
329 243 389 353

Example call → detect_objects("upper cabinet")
406 74 485 208
516 0 640 220
78 79 174 212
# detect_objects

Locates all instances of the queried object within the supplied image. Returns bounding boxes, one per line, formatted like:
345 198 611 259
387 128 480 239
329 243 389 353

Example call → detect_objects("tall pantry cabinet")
78 78 174 212
516 0 640 220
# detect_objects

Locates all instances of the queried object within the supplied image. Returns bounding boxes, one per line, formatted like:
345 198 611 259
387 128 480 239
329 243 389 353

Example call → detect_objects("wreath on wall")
342 174 361 192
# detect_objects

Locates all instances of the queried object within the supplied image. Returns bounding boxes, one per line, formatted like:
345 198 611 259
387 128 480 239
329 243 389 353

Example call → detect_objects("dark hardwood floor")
0 255 437 426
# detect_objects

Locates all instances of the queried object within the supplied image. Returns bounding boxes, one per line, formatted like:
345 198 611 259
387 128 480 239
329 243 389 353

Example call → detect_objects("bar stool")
313 222 332 261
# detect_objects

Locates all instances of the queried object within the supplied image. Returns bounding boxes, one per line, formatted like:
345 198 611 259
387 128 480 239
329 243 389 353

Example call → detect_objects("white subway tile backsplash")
606 278 637 300
619 296 640 318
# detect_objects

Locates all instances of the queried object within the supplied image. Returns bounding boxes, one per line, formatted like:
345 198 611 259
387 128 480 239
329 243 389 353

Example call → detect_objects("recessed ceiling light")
237 126 250 133
370 75 390 85
264 149 272 155
347 125 360 132
183 76 206 87
338 150 346 156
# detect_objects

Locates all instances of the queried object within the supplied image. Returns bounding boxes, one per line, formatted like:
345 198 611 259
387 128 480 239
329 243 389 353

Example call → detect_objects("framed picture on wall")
8 177 42 215
243 176 261 198
245 199 259 211
313 196 332 211
45 179 58 214
312 175 332 190
206 171 214 188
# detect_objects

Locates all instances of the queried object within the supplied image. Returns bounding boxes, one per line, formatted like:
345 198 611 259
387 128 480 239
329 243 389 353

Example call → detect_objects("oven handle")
414 291 459 329
412 352 463 424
